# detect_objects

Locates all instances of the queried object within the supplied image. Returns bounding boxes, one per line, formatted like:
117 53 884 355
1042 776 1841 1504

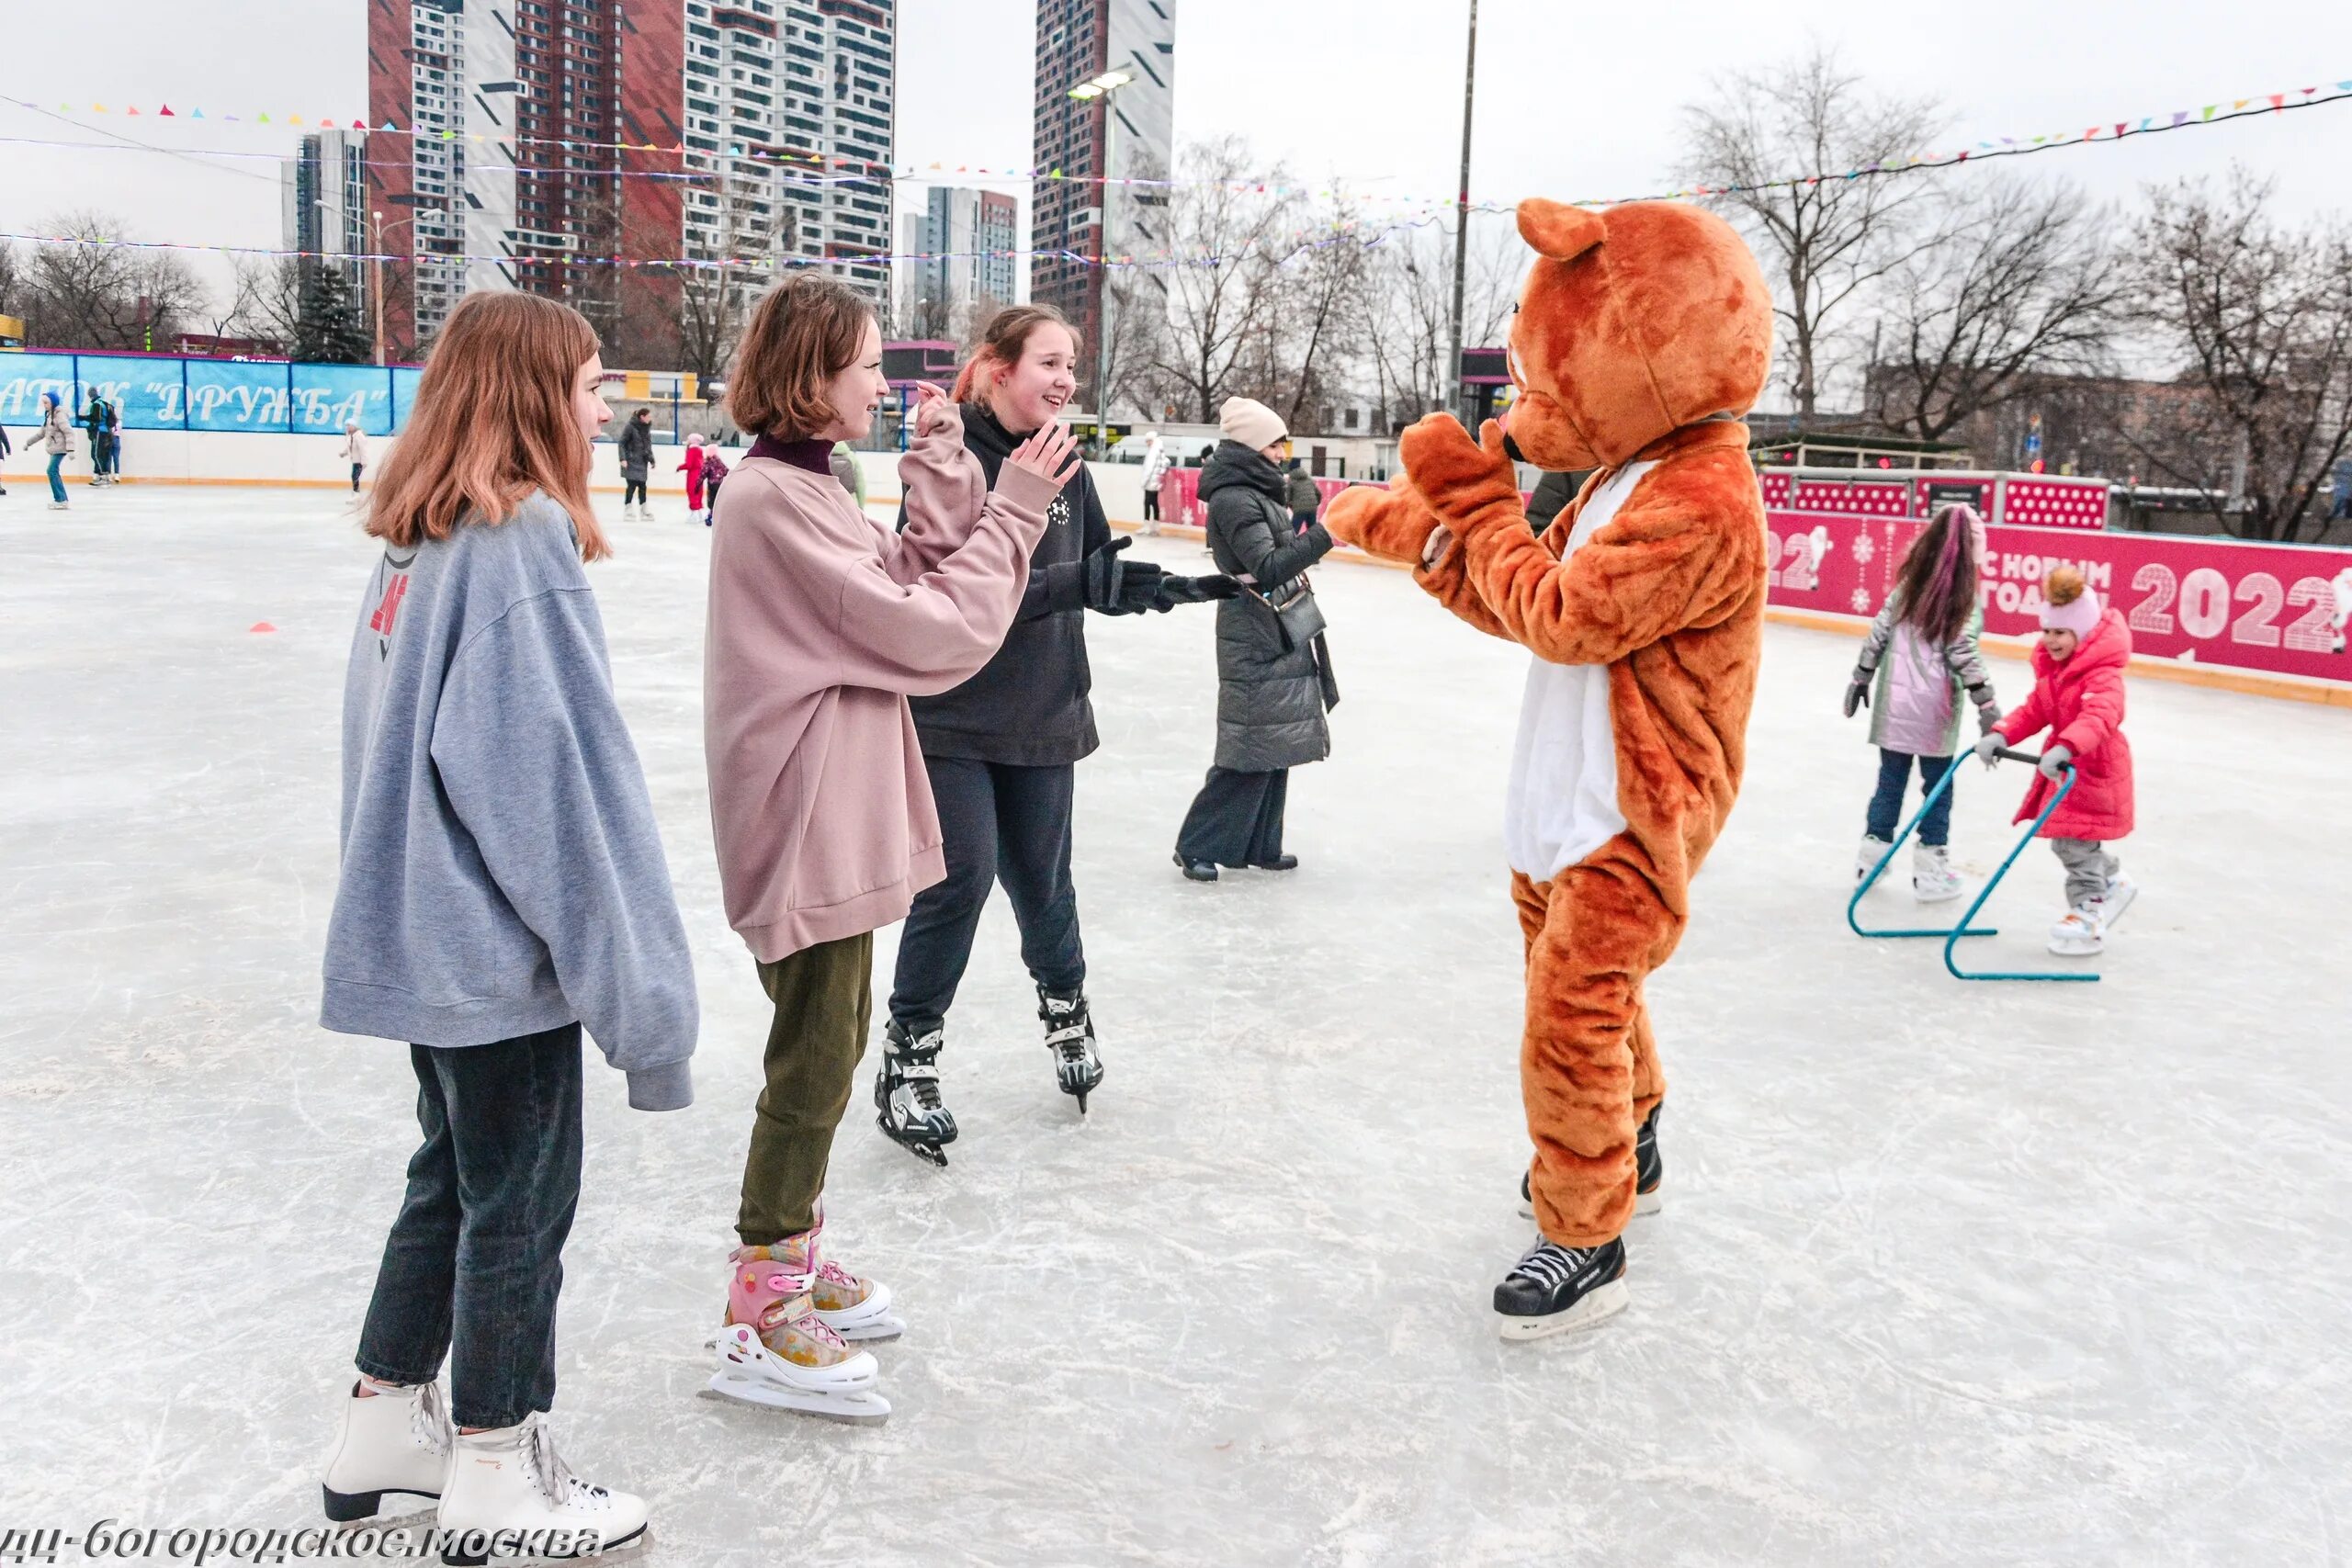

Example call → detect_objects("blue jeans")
1866 749 1955 848
47 454 66 502
356 1024 582 1430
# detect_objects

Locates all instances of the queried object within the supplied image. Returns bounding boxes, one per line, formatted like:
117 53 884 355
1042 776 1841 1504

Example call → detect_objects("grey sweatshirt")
320 492 699 1110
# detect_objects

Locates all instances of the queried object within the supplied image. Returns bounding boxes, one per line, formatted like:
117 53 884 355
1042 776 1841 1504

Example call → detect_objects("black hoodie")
904 402 1114 765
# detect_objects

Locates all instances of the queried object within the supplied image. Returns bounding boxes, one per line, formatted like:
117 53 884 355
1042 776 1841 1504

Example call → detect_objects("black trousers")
889 757 1085 1035
1142 485 1160 520
1176 766 1289 867
622 478 647 507
356 1024 582 1430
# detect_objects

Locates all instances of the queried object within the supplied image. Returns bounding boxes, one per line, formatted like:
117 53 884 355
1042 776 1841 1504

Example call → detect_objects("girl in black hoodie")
873 305 1234 1165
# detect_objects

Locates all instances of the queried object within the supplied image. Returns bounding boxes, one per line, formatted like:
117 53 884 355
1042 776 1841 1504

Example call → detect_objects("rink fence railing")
0 351 425 437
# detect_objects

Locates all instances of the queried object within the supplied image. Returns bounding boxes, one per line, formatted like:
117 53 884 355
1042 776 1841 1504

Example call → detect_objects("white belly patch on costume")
1503 460 1657 880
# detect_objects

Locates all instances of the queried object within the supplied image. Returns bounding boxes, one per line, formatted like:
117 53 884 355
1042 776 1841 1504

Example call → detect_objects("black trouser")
889 757 1085 1034
622 478 647 507
1142 484 1160 521
1177 766 1289 867
356 1024 582 1430
350 462 365 492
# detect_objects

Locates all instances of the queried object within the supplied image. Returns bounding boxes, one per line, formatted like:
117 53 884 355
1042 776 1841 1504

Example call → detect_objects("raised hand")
911 381 958 441
1005 422 1082 490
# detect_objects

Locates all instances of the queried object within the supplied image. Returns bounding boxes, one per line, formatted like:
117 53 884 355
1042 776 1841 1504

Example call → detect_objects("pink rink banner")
1154 470 2352 684
1768 511 2352 684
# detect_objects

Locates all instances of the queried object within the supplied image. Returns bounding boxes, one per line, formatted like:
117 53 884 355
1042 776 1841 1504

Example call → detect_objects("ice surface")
3 485 2349 1565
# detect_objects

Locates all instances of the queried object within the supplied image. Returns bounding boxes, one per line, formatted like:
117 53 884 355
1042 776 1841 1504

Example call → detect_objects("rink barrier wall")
15 439 2344 707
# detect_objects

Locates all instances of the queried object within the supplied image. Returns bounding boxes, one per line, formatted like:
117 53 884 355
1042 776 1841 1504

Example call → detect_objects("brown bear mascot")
1325 197 1772 1338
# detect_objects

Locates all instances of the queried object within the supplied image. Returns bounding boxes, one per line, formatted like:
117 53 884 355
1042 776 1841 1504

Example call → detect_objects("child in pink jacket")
701 274 1079 1423
1973 565 2137 956
679 432 707 522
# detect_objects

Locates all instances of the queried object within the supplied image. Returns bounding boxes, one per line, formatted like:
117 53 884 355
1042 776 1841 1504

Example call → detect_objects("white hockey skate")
2047 908 2105 956
1855 833 1893 885
1911 843 1963 904
2085 873 2137 931
434 1414 648 1566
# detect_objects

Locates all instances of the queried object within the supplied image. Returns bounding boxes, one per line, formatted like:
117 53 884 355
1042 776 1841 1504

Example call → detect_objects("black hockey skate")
1517 1106 1664 1220
1493 1236 1629 1339
875 1020 956 1167
1037 987 1104 1115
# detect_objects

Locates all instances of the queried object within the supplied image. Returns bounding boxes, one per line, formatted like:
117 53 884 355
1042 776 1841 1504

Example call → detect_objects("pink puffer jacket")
1996 607 2134 841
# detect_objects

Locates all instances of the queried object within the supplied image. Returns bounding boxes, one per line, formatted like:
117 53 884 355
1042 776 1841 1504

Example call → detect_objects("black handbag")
1253 579 1327 653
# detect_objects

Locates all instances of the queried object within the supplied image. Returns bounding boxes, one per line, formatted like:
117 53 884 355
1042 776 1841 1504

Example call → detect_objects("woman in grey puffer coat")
1173 400 1337 880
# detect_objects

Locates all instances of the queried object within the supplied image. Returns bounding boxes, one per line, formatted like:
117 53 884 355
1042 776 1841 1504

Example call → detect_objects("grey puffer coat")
1201 440 1337 773
616 417 655 481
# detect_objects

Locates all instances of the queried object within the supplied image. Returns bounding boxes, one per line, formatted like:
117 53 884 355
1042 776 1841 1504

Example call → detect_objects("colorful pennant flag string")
12 76 2350 209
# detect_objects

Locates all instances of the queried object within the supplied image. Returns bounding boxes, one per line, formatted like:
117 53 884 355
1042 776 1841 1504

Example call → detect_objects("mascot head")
1501 199 1773 472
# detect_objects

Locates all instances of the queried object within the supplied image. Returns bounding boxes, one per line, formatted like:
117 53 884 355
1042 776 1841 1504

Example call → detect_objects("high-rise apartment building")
899 186 1020 334
1029 0 1175 399
281 130 368 288
365 0 895 364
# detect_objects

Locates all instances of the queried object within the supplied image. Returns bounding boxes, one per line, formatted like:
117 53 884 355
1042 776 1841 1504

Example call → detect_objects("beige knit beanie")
1219 397 1288 452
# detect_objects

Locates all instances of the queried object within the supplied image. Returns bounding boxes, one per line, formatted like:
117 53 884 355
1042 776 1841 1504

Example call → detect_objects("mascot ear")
1517 198 1604 263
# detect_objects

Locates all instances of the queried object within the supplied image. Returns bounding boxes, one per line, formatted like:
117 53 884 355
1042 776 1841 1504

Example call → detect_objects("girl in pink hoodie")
1973 565 2138 956
701 274 1077 1422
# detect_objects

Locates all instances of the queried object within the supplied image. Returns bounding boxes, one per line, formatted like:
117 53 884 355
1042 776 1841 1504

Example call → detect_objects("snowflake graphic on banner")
1851 587 1872 614
1852 534 1874 565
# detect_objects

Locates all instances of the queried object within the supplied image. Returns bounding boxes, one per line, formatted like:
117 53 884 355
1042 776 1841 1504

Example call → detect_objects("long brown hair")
951 303 1079 409
1889 502 1984 646
365 291 608 561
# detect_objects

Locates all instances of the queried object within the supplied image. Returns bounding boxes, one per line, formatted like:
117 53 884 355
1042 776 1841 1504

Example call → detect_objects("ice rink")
5 483 2348 1566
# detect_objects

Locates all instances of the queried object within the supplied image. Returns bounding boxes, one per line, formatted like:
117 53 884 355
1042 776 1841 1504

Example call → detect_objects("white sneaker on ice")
321 1378 450 1524
434 1414 647 1565
2085 873 2137 931
1855 834 1894 885
1911 844 1962 903
2048 908 2105 956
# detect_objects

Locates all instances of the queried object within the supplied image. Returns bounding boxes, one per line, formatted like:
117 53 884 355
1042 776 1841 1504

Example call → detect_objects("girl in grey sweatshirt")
314 292 690 1551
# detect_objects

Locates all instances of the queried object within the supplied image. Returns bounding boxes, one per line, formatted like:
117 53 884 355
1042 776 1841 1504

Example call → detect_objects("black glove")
1156 573 1241 609
1076 536 1154 615
1843 667 1871 718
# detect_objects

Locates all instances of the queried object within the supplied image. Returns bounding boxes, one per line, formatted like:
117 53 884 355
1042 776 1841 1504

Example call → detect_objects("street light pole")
1447 0 1479 425
1070 68 1134 458
371 210 388 367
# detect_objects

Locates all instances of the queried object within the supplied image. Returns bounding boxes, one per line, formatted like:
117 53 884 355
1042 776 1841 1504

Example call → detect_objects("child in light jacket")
701 274 1075 1423
1845 503 1999 901
1973 564 2137 956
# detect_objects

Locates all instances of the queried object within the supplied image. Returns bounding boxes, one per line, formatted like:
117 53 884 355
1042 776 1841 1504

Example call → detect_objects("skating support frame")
1848 748 2100 985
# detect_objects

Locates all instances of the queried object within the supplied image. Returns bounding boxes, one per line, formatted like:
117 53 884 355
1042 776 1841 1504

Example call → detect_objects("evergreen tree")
294 265 372 364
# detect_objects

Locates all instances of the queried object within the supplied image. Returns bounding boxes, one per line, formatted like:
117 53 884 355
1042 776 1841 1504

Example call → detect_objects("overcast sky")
5 0 2349 315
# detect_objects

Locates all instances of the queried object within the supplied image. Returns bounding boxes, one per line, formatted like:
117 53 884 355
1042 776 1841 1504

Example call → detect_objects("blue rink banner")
0 351 417 434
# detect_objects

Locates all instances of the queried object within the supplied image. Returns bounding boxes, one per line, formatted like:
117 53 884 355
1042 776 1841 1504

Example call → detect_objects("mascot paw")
1324 481 1441 565
1397 413 1515 495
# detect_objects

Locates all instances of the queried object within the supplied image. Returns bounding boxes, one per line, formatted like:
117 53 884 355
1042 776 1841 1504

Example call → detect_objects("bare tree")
1147 138 1300 423
230 257 305 352
1260 201 1374 429
1867 178 2127 441
2119 177 2352 542
11 212 211 352
1679 44 1944 419
1357 214 1523 434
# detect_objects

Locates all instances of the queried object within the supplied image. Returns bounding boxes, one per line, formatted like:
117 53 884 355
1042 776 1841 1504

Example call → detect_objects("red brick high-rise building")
1030 0 1175 391
365 0 895 367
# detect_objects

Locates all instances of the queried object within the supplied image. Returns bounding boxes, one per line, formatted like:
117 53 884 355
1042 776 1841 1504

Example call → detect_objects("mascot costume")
1325 198 1771 1338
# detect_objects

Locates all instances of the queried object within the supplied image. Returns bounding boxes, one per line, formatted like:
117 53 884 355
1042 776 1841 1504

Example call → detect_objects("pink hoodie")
704 410 1056 961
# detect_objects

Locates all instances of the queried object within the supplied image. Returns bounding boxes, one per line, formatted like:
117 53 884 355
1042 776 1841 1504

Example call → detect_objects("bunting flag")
6 73 2348 216
0 206 1462 276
